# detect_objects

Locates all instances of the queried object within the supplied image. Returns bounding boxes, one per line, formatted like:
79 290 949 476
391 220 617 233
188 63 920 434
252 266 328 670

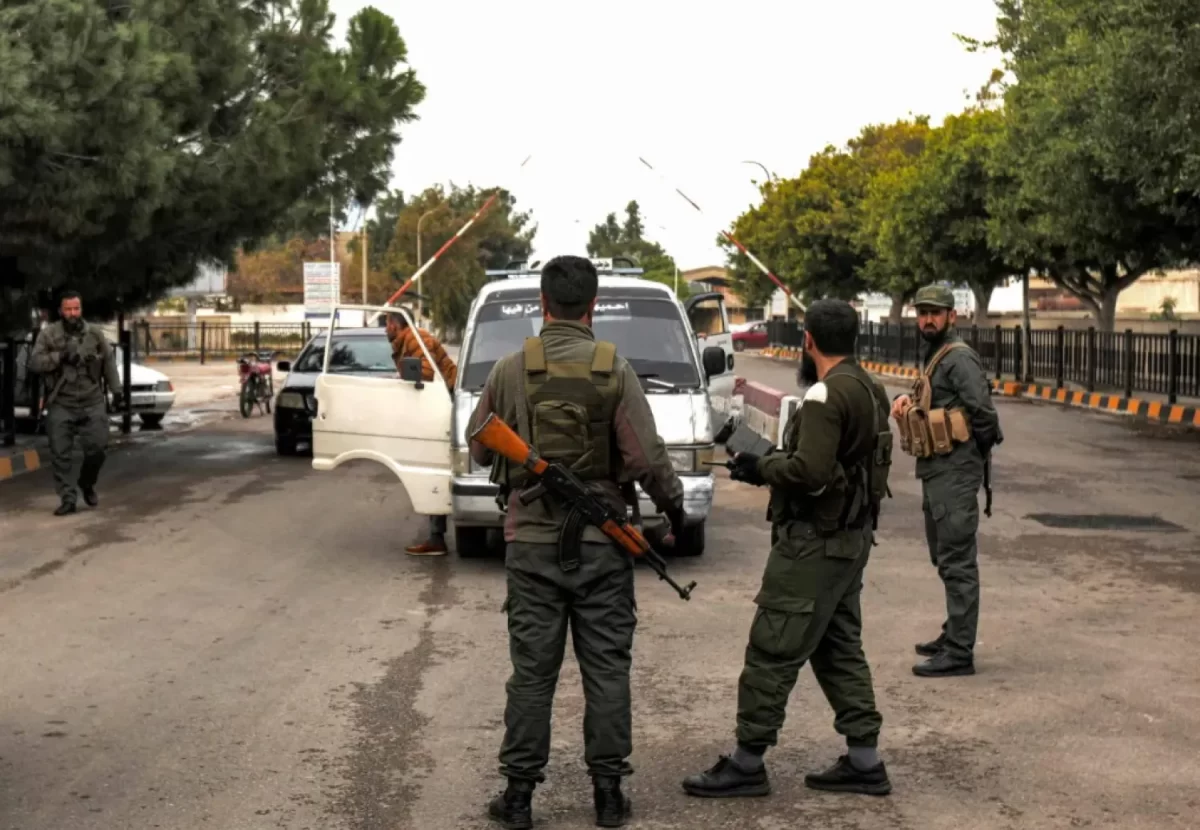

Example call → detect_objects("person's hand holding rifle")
469 413 697 601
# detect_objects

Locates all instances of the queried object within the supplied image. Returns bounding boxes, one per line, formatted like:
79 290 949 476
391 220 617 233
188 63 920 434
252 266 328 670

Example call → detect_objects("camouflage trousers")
46 401 109 505
499 540 637 783
736 521 882 749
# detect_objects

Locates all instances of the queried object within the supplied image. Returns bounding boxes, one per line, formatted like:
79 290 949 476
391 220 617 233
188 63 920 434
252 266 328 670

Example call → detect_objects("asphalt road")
1 354 1198 830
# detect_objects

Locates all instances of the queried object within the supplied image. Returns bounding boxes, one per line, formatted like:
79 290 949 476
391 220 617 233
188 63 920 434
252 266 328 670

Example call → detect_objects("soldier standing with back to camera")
467 255 686 829
682 299 895 799
28 290 123 516
891 284 1002 678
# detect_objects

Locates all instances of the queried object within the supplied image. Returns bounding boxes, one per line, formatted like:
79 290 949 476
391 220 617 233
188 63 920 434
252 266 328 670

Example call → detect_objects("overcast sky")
329 0 1002 271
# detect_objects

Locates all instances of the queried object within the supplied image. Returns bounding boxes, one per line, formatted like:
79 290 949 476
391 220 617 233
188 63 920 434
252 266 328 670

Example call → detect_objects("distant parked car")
272 326 395 455
731 320 769 352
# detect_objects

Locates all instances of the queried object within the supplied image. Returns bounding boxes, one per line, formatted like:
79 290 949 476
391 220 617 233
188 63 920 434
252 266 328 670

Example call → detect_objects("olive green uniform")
467 320 684 784
914 329 1001 663
28 321 121 505
737 359 888 751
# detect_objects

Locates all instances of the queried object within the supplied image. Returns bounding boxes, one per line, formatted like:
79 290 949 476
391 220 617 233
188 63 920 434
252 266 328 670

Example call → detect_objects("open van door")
683 292 736 436
310 304 453 516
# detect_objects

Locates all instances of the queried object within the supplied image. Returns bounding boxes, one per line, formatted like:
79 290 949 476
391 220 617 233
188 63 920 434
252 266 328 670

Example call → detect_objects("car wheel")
139 413 164 427
734 340 745 352
673 521 706 557
275 435 298 456
455 525 500 558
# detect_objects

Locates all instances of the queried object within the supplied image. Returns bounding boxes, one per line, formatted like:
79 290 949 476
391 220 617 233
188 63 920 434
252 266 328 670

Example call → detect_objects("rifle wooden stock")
470 413 548 474
468 413 695 600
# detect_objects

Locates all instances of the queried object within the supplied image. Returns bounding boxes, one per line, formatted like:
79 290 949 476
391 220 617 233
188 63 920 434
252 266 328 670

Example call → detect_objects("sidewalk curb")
754 348 1200 430
0 447 44 481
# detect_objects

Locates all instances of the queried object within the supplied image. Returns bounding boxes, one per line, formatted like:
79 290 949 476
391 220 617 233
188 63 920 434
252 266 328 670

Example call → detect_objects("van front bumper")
451 472 715 528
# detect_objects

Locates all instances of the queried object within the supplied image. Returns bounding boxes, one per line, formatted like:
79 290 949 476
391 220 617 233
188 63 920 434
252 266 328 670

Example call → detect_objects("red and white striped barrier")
730 376 803 449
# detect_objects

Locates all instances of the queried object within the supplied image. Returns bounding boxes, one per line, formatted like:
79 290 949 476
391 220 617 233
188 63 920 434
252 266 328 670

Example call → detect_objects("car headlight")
155 380 173 392
278 391 305 409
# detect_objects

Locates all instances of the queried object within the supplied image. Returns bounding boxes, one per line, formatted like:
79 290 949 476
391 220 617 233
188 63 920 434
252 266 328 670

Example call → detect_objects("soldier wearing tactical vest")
682 299 895 800
28 291 123 515
890 284 1002 678
467 255 685 830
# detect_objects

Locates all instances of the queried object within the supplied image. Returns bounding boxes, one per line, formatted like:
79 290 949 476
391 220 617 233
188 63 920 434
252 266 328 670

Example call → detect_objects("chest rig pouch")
899 342 973 459
491 336 622 528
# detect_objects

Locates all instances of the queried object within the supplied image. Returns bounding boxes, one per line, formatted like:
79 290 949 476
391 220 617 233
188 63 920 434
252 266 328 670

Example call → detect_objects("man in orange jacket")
386 310 458 555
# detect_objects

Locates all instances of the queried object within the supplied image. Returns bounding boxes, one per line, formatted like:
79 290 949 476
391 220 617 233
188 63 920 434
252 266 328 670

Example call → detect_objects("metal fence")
766 320 1200 404
129 321 314 362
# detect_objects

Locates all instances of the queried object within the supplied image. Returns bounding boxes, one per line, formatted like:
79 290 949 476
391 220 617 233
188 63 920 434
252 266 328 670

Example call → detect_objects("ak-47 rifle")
469 413 697 601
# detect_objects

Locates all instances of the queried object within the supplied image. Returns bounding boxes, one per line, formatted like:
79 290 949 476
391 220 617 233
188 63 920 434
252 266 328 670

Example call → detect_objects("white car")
306 258 739 559
109 345 176 427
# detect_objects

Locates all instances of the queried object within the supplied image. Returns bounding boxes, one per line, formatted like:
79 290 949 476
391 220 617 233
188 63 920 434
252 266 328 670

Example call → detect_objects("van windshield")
462 296 700 390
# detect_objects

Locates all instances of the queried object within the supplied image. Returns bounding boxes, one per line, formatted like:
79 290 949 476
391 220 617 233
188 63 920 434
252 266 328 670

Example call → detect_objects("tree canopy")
717 0 1200 331
586 201 683 298
721 118 931 318
0 0 425 328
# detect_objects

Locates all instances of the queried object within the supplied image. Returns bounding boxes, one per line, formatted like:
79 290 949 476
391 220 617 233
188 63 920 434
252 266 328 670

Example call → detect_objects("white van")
308 259 736 558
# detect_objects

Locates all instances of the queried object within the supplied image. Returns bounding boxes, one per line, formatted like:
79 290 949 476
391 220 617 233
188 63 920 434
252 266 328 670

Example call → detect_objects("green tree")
381 184 536 336
863 107 1016 318
0 0 425 324
586 201 684 298
721 118 932 319
974 0 1200 330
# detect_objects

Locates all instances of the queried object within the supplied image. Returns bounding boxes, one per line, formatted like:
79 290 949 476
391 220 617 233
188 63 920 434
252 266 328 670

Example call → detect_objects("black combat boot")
681 754 770 798
593 776 631 827
487 778 533 830
81 486 99 507
914 634 945 657
912 650 975 677
54 500 76 516
804 755 892 795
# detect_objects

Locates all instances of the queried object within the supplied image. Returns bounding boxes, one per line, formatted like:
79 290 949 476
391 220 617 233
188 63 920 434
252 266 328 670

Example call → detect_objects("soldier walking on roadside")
890 284 1003 678
28 291 123 515
681 299 895 800
467 255 686 829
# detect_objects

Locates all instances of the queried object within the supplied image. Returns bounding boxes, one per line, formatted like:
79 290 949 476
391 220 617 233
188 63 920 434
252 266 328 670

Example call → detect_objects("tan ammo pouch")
899 341 974 459
926 407 971 455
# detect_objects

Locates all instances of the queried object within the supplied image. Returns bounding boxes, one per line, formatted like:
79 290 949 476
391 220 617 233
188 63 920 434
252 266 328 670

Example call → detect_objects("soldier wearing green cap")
890 284 1001 678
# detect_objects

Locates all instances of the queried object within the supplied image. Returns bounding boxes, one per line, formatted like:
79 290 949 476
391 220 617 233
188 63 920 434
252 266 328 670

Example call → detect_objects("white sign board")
303 262 341 315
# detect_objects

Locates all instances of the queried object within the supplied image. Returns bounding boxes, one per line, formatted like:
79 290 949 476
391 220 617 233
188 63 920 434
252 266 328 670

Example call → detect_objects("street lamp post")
415 205 444 325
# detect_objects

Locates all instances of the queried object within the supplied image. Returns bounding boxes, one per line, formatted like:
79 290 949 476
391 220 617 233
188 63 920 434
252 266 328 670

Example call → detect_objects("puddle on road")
1025 513 1186 532
192 439 274 461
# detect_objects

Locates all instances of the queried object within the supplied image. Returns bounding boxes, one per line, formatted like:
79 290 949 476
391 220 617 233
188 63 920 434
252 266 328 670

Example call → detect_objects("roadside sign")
304 262 341 315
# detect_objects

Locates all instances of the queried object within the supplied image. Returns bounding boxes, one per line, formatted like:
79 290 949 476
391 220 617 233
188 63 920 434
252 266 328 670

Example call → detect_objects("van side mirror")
702 346 726 379
276 360 291 373
399 356 425 389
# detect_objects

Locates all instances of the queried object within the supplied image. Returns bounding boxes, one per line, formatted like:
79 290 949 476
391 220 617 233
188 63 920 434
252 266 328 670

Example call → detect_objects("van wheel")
456 526 499 558
673 521 706 557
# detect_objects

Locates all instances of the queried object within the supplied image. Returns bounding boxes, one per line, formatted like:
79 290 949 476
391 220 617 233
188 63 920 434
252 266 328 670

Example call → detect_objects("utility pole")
362 226 368 304
1022 271 1032 382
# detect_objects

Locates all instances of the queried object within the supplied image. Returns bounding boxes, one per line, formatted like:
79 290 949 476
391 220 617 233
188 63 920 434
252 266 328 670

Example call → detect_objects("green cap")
913 284 956 310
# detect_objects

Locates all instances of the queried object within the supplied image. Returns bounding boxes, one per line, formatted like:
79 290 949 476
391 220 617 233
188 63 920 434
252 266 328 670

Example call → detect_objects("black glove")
730 452 767 486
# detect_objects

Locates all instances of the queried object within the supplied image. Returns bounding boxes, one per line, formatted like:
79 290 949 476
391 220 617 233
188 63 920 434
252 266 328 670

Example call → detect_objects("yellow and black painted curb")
753 349 1200 429
0 447 44 482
